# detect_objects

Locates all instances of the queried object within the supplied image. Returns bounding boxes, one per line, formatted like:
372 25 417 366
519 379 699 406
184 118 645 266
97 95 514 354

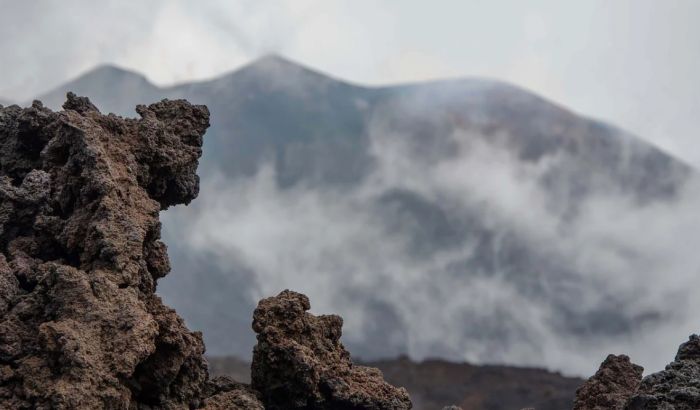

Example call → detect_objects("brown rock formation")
201 377 263 410
0 93 224 408
576 335 700 409
0 94 410 409
251 290 412 409
573 355 643 410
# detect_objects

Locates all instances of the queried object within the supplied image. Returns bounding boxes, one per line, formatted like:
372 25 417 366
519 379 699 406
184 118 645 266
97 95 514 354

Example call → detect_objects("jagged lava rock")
576 335 700 410
251 290 412 409
573 354 643 410
626 334 700 409
0 94 250 408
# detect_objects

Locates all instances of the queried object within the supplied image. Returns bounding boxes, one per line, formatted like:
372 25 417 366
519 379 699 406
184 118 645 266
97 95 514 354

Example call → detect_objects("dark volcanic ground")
207 356 583 410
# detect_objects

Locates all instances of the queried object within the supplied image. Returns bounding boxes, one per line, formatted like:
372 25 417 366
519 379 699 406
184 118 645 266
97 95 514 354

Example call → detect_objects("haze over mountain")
32 55 700 376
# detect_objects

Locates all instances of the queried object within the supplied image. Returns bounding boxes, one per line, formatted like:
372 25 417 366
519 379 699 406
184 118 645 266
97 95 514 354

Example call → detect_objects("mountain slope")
208 356 584 410
32 55 698 376
36 57 689 196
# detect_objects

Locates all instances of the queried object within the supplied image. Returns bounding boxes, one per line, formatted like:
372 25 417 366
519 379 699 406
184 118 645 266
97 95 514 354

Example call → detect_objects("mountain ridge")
31 55 686 166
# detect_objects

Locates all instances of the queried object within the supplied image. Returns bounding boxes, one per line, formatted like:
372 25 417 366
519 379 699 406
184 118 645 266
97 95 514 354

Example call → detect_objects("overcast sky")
1 0 699 165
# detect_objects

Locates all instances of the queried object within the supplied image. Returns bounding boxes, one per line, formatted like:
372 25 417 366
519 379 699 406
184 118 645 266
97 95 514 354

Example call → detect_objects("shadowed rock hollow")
0 94 410 409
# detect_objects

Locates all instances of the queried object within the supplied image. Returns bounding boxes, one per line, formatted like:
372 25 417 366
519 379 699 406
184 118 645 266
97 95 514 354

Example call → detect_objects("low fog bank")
161 110 700 376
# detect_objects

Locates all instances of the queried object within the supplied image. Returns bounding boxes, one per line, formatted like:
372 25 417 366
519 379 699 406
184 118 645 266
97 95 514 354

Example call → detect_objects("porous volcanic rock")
576 335 700 410
0 94 246 408
251 290 412 409
200 377 264 410
573 355 643 410
625 334 700 409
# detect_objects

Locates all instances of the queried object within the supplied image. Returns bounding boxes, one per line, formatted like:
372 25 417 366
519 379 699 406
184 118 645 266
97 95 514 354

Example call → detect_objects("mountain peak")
79 64 151 83
33 63 158 112
192 53 348 93
235 54 332 82
247 54 303 70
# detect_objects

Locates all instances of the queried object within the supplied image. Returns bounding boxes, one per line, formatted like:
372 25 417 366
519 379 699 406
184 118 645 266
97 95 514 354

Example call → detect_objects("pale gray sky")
1 0 699 165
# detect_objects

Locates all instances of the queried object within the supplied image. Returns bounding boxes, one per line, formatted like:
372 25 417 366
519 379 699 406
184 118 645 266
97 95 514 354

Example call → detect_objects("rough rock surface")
576 335 700 410
0 94 411 409
200 377 263 410
251 290 412 409
0 94 219 409
626 335 700 409
573 355 643 410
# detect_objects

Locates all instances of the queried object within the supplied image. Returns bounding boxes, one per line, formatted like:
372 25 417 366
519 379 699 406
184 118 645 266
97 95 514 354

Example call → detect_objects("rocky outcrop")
0 94 410 409
573 355 643 410
251 290 412 409
626 335 700 410
0 94 216 409
575 335 700 410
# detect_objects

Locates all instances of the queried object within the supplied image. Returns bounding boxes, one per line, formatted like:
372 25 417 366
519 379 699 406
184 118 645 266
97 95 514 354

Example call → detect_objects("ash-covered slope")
33 56 698 375
0 94 409 409
210 355 583 410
